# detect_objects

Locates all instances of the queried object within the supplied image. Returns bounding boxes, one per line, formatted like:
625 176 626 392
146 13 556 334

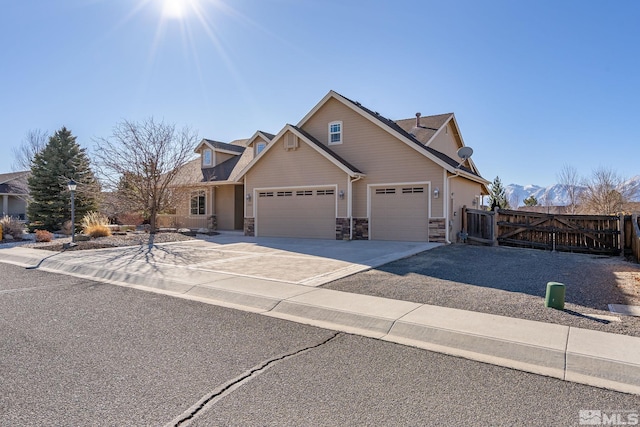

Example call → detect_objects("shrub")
81 212 112 238
81 211 109 232
35 229 54 242
0 215 25 239
84 224 111 238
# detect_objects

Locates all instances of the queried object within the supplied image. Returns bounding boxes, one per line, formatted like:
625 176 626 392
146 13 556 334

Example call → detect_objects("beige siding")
428 123 461 161
449 176 483 242
245 130 348 218
302 98 445 217
215 185 236 230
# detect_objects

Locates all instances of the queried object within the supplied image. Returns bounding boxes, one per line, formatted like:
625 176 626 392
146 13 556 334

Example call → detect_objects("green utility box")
545 282 565 310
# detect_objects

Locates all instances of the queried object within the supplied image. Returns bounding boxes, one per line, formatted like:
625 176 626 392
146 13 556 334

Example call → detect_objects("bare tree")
12 129 48 171
580 166 638 215
93 118 198 232
557 164 582 214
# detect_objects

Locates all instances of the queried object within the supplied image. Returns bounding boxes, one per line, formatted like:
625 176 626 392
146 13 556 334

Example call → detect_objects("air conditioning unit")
284 134 299 150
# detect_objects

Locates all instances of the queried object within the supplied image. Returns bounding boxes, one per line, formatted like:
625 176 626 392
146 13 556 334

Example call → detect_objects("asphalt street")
1 262 637 426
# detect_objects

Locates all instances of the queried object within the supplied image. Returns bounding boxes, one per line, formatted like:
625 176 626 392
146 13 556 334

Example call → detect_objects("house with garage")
169 90 489 242
0 170 30 220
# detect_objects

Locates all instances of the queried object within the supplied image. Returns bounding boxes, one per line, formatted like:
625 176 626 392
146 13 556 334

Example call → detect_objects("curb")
2 247 639 396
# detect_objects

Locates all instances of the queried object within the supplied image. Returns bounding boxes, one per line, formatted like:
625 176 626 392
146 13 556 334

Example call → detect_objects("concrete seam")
384 303 426 337
564 327 571 381
167 332 342 427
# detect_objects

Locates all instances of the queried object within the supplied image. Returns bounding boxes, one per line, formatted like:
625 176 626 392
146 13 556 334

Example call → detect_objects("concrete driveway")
0 233 439 288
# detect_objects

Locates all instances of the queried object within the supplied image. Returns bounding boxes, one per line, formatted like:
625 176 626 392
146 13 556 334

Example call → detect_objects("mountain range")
505 176 640 207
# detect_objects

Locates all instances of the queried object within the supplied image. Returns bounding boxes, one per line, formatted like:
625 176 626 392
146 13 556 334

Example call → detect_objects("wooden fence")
631 214 640 262
462 207 628 256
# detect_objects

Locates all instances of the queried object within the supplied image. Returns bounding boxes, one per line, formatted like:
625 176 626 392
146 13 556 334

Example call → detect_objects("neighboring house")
0 171 30 220
171 90 489 242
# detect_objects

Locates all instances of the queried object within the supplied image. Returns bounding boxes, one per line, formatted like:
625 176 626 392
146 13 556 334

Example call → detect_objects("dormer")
245 130 275 157
194 139 246 169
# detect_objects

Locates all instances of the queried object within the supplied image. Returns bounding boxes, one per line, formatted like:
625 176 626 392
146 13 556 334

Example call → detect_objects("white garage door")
370 185 429 241
256 188 336 239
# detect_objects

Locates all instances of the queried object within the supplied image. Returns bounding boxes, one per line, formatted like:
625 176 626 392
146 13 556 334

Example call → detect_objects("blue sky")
2 0 639 187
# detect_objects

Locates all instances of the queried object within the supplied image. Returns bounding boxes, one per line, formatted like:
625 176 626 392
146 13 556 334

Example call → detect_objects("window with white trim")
190 190 206 215
328 121 342 145
316 189 335 196
202 149 212 167
256 142 266 154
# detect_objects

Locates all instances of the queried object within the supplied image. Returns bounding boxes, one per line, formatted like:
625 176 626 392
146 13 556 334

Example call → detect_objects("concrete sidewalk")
1 240 639 396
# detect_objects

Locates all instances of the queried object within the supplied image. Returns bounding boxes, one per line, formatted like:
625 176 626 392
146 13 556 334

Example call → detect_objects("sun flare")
162 0 188 19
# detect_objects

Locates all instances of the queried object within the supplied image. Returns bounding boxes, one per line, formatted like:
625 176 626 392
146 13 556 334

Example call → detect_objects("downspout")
445 169 461 244
348 174 363 240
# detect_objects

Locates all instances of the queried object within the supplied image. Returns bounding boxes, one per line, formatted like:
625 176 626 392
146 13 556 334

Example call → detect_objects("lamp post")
67 179 77 245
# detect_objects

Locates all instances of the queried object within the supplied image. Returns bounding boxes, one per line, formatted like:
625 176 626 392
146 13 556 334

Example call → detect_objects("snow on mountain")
505 175 640 207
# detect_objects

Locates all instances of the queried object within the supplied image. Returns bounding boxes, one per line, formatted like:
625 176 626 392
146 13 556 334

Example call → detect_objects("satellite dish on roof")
456 146 473 168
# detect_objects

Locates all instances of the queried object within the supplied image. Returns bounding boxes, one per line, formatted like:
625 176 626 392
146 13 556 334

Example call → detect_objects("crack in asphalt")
167 332 342 427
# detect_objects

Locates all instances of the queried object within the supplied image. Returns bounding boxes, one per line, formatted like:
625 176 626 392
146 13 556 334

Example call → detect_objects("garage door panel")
371 186 429 241
257 189 335 239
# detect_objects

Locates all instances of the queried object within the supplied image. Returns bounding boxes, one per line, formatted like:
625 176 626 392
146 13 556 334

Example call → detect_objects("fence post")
619 213 625 259
492 207 499 246
461 205 467 234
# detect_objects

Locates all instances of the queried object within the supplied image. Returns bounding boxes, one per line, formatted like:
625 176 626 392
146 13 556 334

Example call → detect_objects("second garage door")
370 185 429 241
256 188 336 239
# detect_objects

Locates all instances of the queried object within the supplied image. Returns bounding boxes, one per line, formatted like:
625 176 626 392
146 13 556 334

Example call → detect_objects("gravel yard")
323 244 640 337
1 232 195 251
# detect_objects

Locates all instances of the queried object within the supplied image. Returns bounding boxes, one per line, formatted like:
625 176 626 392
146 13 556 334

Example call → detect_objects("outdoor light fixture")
246 193 251 201
65 179 77 248
433 188 440 198
339 190 345 200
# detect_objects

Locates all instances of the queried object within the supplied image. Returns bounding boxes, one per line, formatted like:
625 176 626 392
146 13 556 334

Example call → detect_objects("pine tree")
27 127 100 231
488 176 509 210
523 195 538 207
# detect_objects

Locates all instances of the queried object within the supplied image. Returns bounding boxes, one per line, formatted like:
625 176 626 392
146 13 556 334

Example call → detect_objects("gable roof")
395 113 453 145
297 91 489 186
194 138 246 154
0 170 29 185
246 130 275 146
237 124 364 180
0 171 29 195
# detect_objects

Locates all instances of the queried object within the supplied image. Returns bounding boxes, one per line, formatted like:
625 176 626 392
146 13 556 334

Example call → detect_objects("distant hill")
505 176 640 207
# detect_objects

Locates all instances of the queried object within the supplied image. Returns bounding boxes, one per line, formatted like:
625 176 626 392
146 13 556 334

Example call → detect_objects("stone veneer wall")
335 218 350 240
244 217 255 236
428 218 447 243
352 218 369 240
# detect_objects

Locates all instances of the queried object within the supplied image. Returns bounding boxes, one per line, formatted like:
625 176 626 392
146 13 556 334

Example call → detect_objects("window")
277 191 293 197
296 190 313 196
316 189 335 196
202 149 212 167
328 121 342 145
256 142 266 154
258 192 274 197
190 190 206 215
375 188 396 195
402 187 425 194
